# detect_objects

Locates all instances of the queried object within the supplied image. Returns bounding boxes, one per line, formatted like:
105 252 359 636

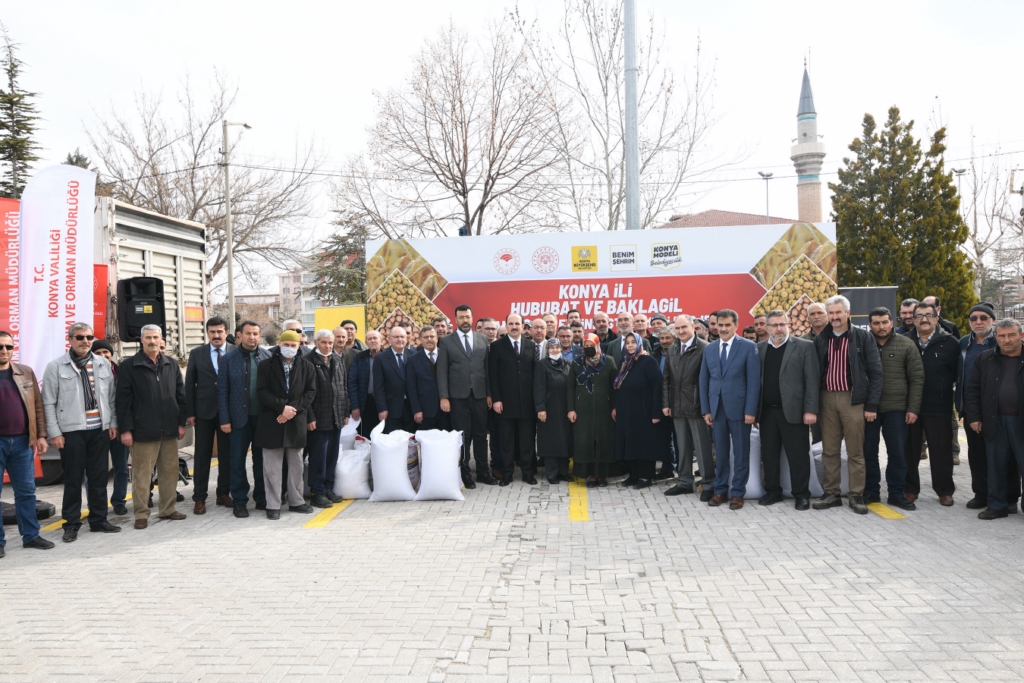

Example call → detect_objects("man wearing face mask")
305 329 350 507
255 330 316 519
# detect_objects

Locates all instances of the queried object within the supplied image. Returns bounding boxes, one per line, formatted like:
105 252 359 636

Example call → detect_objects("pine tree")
830 106 974 331
308 212 369 305
0 25 39 199
64 148 93 170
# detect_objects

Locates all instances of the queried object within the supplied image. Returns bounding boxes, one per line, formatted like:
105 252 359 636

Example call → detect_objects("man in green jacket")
865 307 924 510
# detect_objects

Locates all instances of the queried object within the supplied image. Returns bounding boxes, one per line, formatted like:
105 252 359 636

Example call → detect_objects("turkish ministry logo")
493 248 521 275
532 246 559 274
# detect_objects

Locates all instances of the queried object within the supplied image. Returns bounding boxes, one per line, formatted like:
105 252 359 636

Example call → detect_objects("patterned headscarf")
576 333 605 393
613 332 644 389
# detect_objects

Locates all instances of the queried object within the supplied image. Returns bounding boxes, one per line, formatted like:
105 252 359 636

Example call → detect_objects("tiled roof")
656 209 798 229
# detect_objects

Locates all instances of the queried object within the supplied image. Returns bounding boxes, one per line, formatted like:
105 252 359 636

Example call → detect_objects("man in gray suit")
757 309 820 510
437 304 497 488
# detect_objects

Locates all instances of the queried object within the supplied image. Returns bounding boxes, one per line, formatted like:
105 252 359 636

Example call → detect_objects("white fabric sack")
334 438 372 500
414 430 465 501
368 421 417 502
812 440 850 495
339 417 361 451
780 445 825 498
726 427 764 498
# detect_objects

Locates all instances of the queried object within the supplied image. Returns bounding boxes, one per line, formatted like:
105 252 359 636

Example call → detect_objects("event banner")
19 165 96 376
0 198 19 360
365 223 837 340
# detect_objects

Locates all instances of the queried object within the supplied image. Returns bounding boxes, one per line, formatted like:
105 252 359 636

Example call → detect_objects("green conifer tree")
830 106 974 331
0 25 39 199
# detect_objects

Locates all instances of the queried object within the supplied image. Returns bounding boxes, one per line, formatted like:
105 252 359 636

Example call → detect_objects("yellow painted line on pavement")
568 478 590 522
868 502 906 519
304 499 354 528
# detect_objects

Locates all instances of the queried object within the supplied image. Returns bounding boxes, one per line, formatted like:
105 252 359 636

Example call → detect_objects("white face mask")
280 346 298 359
549 352 562 361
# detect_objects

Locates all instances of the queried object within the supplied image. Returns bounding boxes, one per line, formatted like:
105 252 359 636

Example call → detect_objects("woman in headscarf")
613 332 664 489
567 333 617 488
535 338 573 485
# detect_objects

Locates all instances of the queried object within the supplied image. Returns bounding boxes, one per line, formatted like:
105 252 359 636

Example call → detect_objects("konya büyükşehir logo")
572 246 598 272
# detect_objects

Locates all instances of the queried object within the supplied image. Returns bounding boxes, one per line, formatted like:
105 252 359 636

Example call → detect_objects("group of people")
1 292 1022 558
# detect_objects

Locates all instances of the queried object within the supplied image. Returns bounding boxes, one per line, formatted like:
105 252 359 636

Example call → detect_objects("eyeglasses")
0 344 14 351
969 315 991 322
73 335 95 341
913 314 937 320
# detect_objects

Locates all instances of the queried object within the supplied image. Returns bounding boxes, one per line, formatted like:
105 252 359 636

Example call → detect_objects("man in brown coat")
0 330 56 556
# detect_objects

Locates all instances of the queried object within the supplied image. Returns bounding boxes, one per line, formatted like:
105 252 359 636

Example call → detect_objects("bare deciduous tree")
338 18 566 238
540 0 719 230
87 75 324 291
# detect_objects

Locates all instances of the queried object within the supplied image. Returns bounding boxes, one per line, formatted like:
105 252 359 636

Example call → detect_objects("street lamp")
758 172 773 225
952 168 967 212
222 120 251 330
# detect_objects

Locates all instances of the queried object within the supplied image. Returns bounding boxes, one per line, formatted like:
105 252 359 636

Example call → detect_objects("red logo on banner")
493 248 520 275
532 247 559 274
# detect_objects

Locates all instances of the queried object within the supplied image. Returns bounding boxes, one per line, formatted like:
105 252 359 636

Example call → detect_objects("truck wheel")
36 459 65 486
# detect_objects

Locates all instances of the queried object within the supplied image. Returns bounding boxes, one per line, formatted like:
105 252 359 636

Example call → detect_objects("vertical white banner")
19 164 96 376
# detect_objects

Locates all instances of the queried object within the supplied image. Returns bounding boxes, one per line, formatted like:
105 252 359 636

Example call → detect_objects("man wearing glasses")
956 303 1018 510
904 302 960 506
42 323 121 542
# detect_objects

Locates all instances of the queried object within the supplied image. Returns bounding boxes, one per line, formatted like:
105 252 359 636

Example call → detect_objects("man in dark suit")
407 326 447 431
184 316 234 514
756 310 820 510
606 312 652 362
437 304 496 488
349 330 382 437
373 327 415 434
488 314 538 485
699 309 761 510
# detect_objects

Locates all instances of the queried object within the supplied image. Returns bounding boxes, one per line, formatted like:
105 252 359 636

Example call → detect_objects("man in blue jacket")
699 309 761 510
218 320 271 518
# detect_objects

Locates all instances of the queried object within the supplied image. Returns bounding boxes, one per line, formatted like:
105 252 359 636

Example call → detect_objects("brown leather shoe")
159 512 187 521
939 495 954 506
905 492 917 503
729 497 744 510
492 469 503 481
193 501 206 515
216 495 232 507
708 494 726 506
134 519 148 530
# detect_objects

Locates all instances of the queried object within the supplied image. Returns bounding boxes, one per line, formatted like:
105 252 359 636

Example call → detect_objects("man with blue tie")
373 327 415 434
699 309 761 510
407 326 448 431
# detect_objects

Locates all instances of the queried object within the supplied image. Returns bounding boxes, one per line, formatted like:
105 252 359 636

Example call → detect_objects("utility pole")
623 0 640 231
221 120 250 329
758 172 773 224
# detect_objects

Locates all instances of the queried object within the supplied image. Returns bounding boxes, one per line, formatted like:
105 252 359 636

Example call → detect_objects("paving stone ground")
3 436 1024 683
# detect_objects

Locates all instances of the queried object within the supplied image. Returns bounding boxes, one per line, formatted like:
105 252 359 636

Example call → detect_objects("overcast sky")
6 0 1023 293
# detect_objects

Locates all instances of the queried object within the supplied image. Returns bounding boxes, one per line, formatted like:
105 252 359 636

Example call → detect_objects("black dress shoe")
310 494 333 508
112 504 128 516
289 504 314 513
665 484 694 496
794 497 810 511
326 492 344 503
699 489 714 502
586 479 598 488
233 504 249 519
462 472 477 489
266 509 281 520
176 491 185 502
598 478 608 487
499 478 511 487
887 496 916 511
979 508 1008 520
89 521 122 533
523 475 538 485
559 474 573 482
758 492 784 506
476 474 498 486
547 478 559 485
633 479 653 489
865 494 882 504
62 528 78 543
619 477 639 488
654 469 674 481
255 502 267 511
0 545 4 558
964 497 987 509
23 536 54 550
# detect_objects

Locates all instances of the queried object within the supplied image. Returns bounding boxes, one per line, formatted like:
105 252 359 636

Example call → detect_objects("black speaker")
117 277 166 342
